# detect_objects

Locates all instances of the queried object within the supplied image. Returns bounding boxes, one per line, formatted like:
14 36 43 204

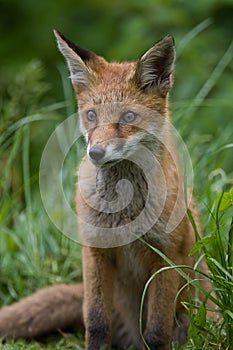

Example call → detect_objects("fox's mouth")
99 159 121 168
93 148 136 168
88 154 122 168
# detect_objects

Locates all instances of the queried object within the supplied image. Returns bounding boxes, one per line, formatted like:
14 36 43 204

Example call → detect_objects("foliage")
2 333 85 350
184 188 233 349
0 61 81 306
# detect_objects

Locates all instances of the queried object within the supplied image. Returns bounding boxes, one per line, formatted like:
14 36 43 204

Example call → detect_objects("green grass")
2 333 85 350
0 28 233 349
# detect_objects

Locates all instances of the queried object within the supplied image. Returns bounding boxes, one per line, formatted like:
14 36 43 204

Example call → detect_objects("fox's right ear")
134 35 176 95
54 30 96 90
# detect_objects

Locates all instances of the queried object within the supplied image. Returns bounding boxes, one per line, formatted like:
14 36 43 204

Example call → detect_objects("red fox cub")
0 32 214 349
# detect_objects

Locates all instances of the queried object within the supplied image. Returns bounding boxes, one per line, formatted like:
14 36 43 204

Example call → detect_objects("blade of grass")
228 217 233 277
0 129 22 204
177 18 213 58
0 113 61 146
186 39 233 118
139 239 220 348
215 190 228 269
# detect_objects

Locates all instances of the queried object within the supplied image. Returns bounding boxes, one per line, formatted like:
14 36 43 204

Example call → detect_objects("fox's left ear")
54 30 96 90
134 35 175 95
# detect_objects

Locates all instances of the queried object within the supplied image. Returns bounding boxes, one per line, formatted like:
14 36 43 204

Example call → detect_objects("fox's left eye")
86 110 97 122
120 111 138 124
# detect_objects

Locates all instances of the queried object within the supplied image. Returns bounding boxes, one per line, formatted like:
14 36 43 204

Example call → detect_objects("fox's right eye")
86 110 97 122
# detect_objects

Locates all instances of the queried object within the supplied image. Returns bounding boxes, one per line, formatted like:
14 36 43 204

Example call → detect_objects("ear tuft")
54 30 95 89
135 35 176 94
54 30 95 62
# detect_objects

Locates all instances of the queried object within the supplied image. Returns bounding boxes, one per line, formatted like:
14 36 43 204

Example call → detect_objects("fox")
0 32 216 350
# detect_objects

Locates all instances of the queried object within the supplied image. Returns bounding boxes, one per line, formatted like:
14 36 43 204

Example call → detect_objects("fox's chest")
76 158 168 247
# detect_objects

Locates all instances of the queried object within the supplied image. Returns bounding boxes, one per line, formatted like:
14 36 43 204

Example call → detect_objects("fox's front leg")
82 246 115 350
143 260 181 350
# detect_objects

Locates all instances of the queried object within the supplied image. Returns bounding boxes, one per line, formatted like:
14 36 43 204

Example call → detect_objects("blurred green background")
0 2 233 347
1 0 233 98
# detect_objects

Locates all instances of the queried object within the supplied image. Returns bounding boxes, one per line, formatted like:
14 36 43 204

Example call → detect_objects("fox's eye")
86 110 97 122
121 111 138 124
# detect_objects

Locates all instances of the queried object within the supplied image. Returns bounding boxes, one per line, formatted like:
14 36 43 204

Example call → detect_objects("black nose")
89 146 106 162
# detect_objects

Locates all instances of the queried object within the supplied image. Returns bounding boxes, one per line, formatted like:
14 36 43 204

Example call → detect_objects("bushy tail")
0 283 84 340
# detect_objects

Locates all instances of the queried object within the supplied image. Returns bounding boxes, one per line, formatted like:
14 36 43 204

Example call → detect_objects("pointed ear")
134 35 176 95
54 30 96 90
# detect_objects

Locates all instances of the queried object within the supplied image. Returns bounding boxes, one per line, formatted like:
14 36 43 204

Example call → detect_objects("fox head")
54 30 175 167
